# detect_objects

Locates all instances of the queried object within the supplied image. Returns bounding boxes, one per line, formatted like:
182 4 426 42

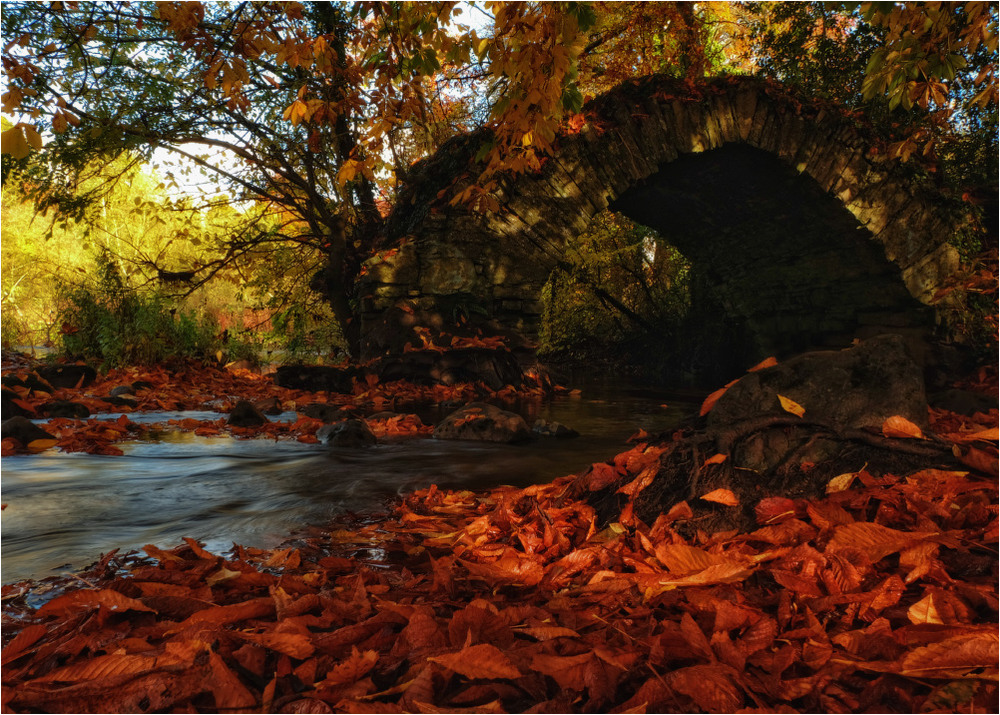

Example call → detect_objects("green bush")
58 255 220 367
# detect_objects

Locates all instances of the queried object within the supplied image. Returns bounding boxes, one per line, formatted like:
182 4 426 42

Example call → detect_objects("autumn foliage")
1 360 549 457
3 392 998 712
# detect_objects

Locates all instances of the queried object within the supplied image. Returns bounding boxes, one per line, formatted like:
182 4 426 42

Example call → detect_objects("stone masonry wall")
356 75 960 359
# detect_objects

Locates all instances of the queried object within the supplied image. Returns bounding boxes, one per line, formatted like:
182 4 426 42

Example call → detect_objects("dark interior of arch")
608 144 934 365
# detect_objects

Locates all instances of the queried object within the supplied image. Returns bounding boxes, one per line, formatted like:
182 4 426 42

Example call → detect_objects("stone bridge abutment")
356 75 960 366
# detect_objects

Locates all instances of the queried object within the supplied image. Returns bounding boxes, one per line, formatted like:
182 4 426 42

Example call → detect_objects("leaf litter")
3 411 997 712
2 361 997 712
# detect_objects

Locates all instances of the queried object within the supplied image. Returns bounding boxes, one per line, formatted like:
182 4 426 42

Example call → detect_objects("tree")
1 1 600 355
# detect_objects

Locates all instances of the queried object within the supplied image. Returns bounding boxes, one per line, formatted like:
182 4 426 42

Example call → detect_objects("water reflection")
2 389 696 583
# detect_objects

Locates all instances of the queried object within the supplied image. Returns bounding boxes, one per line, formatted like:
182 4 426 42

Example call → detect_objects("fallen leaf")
826 472 856 493
882 415 925 439
748 356 778 372
700 488 739 506
428 643 522 680
777 394 805 417
699 379 737 417
26 438 58 453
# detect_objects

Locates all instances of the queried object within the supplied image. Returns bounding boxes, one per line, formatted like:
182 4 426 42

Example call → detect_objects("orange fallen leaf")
26 438 58 453
882 415 924 439
700 488 739 506
703 453 728 466
748 356 778 372
699 379 738 417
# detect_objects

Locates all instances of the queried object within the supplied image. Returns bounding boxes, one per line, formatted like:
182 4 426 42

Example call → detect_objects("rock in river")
228 399 268 428
317 419 377 448
2 416 56 446
433 402 531 443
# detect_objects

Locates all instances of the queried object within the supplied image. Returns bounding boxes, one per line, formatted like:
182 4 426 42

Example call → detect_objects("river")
1 383 698 584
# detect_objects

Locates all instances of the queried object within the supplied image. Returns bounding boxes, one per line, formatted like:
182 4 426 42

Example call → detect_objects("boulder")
33 364 97 389
38 400 90 418
3 373 53 394
707 334 928 432
434 402 531 443
228 400 269 428
317 419 377 448
533 419 579 438
2 416 56 446
109 385 136 397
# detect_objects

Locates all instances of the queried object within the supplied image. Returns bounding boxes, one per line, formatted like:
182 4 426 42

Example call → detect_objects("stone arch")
357 75 960 361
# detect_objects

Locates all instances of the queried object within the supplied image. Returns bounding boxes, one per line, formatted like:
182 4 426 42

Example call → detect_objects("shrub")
58 255 219 367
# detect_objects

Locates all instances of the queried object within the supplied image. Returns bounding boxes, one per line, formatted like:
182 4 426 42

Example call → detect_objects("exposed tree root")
586 414 967 534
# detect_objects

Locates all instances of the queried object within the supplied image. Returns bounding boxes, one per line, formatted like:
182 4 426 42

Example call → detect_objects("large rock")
317 419 377 448
2 416 56 445
228 400 268 428
433 402 531 443
707 334 928 432
33 364 97 389
38 400 90 418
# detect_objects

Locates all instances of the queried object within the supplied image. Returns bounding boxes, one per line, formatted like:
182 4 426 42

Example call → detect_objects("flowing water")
1 384 699 584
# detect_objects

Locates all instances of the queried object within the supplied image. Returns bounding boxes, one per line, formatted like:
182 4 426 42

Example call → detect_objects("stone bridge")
356 75 960 366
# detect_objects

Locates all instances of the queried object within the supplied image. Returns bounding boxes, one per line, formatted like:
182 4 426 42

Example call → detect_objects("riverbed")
1 384 698 584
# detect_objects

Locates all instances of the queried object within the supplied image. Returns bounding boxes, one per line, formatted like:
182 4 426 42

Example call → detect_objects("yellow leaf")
23 125 42 150
700 488 739 506
2 88 23 113
26 438 57 453
826 472 856 494
777 394 805 417
1 125 30 159
882 415 924 439
476 37 490 59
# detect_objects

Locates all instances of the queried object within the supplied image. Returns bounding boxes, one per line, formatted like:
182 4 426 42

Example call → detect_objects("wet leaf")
26 438 58 452
36 589 156 617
